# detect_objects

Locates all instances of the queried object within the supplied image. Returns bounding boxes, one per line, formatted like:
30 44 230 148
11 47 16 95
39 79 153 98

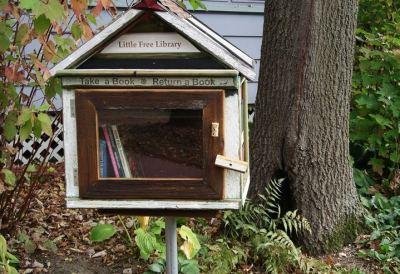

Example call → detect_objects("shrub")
0 0 115 233
351 0 400 189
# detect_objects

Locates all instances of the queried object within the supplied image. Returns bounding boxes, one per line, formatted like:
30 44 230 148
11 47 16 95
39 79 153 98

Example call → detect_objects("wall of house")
191 1 264 104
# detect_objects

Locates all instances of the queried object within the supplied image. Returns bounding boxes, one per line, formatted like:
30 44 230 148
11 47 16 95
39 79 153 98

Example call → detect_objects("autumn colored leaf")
81 21 94 40
178 226 200 259
71 0 88 17
43 40 58 63
0 180 6 194
91 0 103 17
100 0 112 10
325 255 334 266
5 65 25 83
368 157 384 176
31 55 51 81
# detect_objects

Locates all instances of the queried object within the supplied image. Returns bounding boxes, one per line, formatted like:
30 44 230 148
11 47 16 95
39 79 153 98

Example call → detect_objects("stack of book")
99 125 132 178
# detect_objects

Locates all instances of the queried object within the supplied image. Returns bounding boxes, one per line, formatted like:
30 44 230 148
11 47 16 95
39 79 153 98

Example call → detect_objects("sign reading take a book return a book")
62 76 237 88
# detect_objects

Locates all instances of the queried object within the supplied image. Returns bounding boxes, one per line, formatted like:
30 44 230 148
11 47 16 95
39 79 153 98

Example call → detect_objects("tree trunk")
250 0 361 254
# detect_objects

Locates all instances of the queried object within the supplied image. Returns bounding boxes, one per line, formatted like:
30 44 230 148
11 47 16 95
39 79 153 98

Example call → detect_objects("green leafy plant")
351 2 400 271
0 234 19 274
198 238 246 274
137 219 201 274
90 216 202 274
350 0 400 189
90 223 117 243
357 193 400 271
217 179 311 273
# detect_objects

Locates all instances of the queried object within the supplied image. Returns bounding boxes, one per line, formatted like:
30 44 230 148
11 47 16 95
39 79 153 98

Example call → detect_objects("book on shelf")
101 125 120 177
100 124 132 178
110 125 132 178
99 139 108 177
106 126 125 177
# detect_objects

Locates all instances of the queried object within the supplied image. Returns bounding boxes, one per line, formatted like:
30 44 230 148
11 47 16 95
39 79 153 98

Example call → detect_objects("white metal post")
165 216 178 274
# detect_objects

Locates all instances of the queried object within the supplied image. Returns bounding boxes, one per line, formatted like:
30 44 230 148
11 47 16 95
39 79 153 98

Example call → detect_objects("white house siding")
182 1 264 103
183 4 264 104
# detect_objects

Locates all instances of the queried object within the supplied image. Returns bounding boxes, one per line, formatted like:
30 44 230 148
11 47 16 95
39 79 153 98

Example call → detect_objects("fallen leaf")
31 260 44 268
92 250 107 258
325 255 334 266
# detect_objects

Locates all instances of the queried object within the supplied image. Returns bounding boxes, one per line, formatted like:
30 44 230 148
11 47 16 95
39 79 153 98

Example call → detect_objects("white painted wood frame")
62 71 246 210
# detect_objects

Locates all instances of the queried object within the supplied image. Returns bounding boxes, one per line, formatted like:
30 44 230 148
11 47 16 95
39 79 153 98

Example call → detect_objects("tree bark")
250 0 361 254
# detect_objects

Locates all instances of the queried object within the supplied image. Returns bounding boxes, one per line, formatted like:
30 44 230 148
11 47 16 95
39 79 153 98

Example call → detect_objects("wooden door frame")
75 89 224 200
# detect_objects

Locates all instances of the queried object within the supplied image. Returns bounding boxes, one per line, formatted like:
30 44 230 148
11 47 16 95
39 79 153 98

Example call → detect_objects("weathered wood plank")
56 69 239 77
241 78 251 205
61 76 237 89
223 91 241 199
215 154 248 173
66 198 241 210
62 89 79 198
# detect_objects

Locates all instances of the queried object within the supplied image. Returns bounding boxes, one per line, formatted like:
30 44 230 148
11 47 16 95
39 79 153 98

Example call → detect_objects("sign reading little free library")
62 76 237 88
101 33 200 54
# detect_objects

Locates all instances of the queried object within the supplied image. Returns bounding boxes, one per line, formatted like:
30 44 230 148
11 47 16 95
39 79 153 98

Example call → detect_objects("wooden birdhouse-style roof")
49 0 256 80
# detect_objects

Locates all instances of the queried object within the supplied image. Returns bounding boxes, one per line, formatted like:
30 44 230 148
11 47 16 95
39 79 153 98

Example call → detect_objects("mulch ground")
11 165 145 274
7 164 383 274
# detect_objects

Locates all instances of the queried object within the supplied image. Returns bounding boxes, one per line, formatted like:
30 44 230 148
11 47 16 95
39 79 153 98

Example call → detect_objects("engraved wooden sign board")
62 76 237 88
101 33 200 54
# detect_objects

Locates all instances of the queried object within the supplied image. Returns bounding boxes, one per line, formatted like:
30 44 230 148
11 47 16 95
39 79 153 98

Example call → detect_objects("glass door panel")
97 109 203 179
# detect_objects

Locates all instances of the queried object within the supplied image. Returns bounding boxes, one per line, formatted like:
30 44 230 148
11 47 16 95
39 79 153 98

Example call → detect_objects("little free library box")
51 1 256 216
